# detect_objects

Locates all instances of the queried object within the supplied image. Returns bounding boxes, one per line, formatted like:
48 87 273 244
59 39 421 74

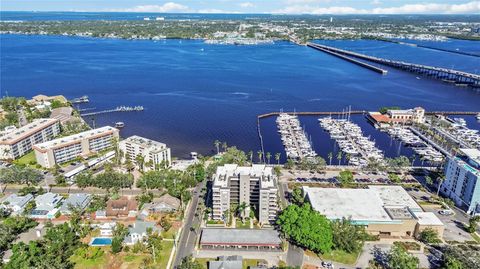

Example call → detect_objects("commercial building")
303 185 444 238
368 107 425 128
442 148 480 215
119 135 171 170
211 164 278 225
33 126 119 168
0 194 34 215
0 118 60 160
200 228 282 251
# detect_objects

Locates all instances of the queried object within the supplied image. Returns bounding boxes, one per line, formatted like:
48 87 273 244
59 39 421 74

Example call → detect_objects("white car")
439 210 454 216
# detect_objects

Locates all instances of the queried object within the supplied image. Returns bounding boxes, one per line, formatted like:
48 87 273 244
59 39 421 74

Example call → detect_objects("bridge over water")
306 42 480 88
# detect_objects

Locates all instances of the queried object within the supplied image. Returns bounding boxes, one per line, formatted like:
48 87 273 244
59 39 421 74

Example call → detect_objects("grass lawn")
162 226 179 240
13 151 37 166
236 219 250 229
319 249 360 265
71 247 109 269
158 240 174 269
471 232 480 243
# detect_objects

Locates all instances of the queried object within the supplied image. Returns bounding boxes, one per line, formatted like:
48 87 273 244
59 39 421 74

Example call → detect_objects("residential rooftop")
1 193 34 208
60 193 92 213
213 164 276 188
33 126 117 151
0 118 59 145
122 135 168 152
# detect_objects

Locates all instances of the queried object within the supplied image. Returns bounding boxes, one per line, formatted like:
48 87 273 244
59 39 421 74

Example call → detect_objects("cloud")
197 8 240 14
371 0 382 5
117 2 189 13
239 2 255 8
273 1 480 14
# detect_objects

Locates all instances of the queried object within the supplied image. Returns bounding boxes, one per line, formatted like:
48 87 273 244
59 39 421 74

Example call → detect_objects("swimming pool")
90 237 112 246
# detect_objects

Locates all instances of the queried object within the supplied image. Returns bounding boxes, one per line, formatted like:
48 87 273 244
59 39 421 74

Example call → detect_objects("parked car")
439 209 454 216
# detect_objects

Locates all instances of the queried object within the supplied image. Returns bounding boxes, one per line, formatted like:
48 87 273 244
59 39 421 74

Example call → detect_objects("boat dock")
258 111 479 119
276 113 316 160
81 106 144 117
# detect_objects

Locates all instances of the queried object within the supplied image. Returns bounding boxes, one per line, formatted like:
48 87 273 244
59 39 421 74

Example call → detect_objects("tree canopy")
277 204 333 254
331 217 366 253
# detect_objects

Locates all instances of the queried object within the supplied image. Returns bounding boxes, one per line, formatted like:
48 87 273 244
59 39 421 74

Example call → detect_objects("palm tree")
257 150 263 164
328 152 333 166
135 155 145 172
345 153 351 165
214 140 220 154
336 151 343 166
237 202 247 221
221 142 228 152
275 153 281 165
266 152 272 165
248 151 253 163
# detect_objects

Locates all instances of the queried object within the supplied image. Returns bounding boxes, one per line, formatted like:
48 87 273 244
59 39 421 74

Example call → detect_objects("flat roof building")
212 164 278 225
200 228 282 251
119 135 171 170
209 256 243 269
442 148 480 215
33 126 119 168
304 185 444 238
0 118 60 160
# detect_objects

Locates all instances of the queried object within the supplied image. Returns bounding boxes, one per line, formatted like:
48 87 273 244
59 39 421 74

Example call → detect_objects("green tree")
338 170 354 187
331 217 366 253
277 204 333 254
111 237 123 254
178 255 202 269
214 140 220 154
388 173 402 184
275 152 281 165
336 151 342 165
418 228 441 244
467 216 480 233
291 187 304 205
266 152 272 164
387 245 419 269
328 152 333 166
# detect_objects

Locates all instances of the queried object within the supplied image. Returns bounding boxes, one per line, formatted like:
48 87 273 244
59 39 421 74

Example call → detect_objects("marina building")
33 126 119 168
211 164 278 225
442 148 480 215
0 118 60 160
368 107 425 127
303 185 444 238
119 135 171 170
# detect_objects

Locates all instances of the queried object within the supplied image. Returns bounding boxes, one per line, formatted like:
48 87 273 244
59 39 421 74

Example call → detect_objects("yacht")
476 113 480 121
115 122 125 128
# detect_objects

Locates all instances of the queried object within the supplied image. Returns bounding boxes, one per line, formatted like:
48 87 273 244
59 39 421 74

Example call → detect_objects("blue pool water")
90 237 112 246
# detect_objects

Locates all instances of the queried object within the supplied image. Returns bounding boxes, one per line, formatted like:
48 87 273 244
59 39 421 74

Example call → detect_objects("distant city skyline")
1 0 480 14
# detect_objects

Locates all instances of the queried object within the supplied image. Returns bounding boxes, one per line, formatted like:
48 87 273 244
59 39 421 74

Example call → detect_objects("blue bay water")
1 33 480 160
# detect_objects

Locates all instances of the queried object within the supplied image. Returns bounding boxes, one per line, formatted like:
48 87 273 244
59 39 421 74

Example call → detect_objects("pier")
81 106 144 116
374 38 480 58
306 42 480 88
307 43 388 75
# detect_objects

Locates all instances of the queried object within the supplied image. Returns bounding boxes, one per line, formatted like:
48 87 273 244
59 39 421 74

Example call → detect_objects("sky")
1 0 480 14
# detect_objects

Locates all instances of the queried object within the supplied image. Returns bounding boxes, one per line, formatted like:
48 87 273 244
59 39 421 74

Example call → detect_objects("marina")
386 127 445 163
276 113 316 160
318 115 384 167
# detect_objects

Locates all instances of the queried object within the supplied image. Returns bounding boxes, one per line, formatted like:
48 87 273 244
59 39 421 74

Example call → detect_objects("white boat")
115 122 125 128
477 113 480 121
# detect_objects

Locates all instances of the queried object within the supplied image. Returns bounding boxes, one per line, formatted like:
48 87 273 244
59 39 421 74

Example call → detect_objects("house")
91 222 116 236
209 256 243 269
0 194 34 215
141 194 180 217
60 193 92 215
105 197 137 218
50 107 75 124
28 94 68 105
29 192 63 219
124 221 161 245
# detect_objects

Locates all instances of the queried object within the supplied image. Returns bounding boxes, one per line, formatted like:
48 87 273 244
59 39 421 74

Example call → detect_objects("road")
173 181 204 267
278 181 304 267
1 184 163 196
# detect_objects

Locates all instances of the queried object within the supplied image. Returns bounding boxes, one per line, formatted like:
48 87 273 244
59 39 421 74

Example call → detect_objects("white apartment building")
119 135 171 170
211 164 278 225
33 126 119 168
0 118 60 160
442 148 480 215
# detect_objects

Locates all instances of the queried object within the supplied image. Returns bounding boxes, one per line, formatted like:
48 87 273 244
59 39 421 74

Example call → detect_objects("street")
173 181 204 267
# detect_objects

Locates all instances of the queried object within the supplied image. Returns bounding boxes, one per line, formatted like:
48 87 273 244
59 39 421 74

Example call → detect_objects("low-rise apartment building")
119 135 171 170
0 118 60 160
211 164 278 225
442 148 480 215
33 126 119 168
